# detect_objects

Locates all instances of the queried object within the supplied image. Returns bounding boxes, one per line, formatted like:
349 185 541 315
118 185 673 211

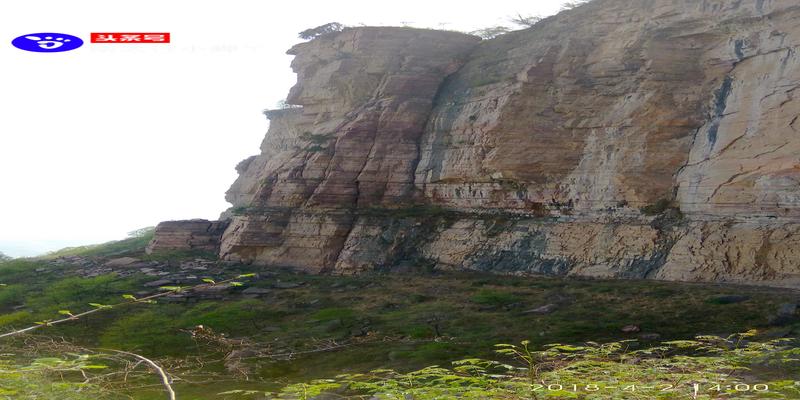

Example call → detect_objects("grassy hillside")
41 227 155 259
0 234 798 398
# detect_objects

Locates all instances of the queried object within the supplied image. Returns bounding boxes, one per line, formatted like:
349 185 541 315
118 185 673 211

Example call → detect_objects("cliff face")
153 0 800 288
218 28 480 272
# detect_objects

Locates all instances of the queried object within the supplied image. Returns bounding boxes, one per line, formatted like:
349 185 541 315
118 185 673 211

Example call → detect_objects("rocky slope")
150 0 800 288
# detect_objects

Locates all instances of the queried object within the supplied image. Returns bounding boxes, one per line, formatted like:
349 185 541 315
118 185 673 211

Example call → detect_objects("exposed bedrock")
146 220 229 254
336 214 800 288
152 0 800 287
218 28 480 272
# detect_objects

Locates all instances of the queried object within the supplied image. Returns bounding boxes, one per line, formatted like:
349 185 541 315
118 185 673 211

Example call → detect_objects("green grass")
100 309 195 355
311 307 356 321
0 356 104 400
1 254 798 397
470 288 521 307
42 227 155 259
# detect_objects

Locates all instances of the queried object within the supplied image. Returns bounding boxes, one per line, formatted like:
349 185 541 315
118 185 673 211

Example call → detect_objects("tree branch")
111 350 176 400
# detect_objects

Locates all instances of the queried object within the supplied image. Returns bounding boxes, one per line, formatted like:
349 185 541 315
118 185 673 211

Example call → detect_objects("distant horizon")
0 226 155 258
1 0 572 258
1 239 96 258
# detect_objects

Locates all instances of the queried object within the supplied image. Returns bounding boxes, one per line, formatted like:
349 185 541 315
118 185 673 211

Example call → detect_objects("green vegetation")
3 262 797 385
0 356 104 399
0 233 798 398
300 131 333 145
100 308 195 355
28 274 145 313
471 288 521 307
640 198 672 215
640 198 681 216
267 333 800 399
231 205 251 215
43 227 155 259
497 178 527 192
298 132 334 153
298 22 345 40
311 307 356 321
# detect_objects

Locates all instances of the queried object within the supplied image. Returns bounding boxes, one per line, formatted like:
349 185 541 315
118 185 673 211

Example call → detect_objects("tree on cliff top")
470 26 512 40
0 251 11 262
509 13 543 28
298 22 345 40
561 0 593 11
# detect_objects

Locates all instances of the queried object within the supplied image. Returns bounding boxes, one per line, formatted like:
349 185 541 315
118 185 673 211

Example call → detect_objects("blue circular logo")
12 33 83 52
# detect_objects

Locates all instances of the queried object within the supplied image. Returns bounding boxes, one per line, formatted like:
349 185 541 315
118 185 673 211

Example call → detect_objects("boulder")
146 219 228 254
103 257 141 268
621 325 641 333
241 287 271 295
143 279 173 288
638 333 661 341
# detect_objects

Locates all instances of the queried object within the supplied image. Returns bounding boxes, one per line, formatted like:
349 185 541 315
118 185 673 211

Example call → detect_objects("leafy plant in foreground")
231 331 800 399
0 355 104 399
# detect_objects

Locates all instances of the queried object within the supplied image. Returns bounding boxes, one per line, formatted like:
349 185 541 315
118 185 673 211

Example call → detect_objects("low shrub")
471 289 521 307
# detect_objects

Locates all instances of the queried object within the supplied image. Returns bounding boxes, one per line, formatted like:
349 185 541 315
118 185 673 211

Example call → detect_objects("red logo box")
91 33 170 43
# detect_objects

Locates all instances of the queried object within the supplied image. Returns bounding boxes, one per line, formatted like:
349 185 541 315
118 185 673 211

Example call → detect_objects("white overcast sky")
0 0 570 257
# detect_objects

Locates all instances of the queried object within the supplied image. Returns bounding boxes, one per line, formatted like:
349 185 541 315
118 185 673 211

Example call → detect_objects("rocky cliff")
150 0 800 288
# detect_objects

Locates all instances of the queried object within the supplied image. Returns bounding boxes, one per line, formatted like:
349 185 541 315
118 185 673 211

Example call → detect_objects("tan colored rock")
146 219 229 254
657 221 800 287
103 257 140 268
416 217 665 279
154 0 800 288
218 28 481 271
677 44 800 217
415 0 800 213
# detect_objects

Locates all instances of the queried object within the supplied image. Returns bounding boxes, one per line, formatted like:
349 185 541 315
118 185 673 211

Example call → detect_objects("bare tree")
509 13 543 28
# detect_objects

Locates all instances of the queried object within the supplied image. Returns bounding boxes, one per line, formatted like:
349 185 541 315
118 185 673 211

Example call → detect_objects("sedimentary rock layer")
218 28 480 272
146 220 229 254
152 0 800 287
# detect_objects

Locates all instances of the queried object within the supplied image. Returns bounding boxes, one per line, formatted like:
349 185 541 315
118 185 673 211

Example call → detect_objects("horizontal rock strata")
146 220 229 254
151 0 800 288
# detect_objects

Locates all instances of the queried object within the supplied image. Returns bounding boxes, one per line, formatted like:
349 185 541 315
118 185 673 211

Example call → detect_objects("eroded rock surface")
153 0 800 287
218 27 480 272
146 220 229 254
